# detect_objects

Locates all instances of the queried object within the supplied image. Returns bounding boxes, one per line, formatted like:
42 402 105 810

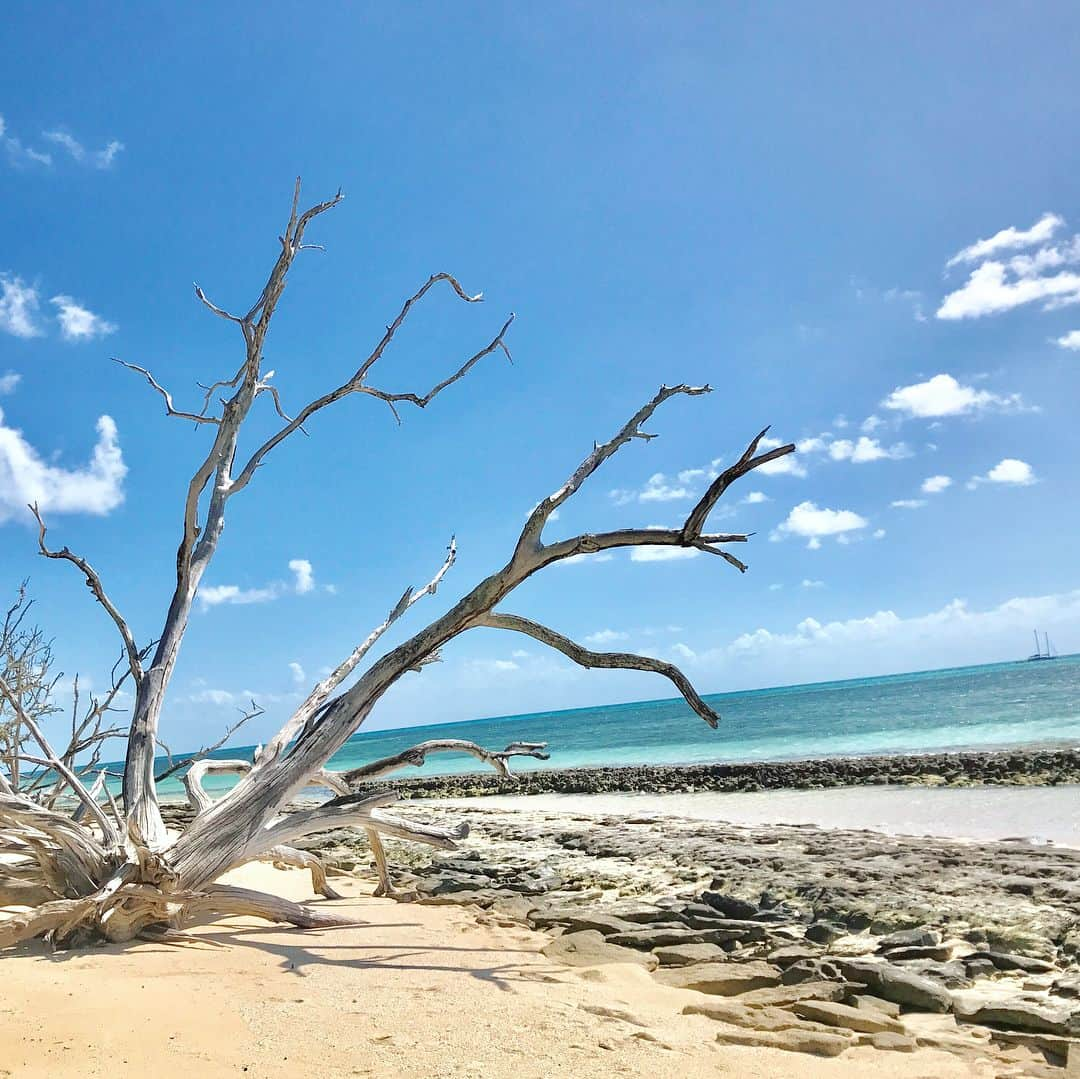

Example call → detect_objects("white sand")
435 784 1080 846
0 862 998 1078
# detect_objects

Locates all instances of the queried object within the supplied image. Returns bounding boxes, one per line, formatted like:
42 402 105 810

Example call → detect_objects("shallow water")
146 653 1080 798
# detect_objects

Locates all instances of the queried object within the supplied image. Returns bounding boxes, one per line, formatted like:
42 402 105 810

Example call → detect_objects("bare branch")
229 289 511 493
340 739 550 784
517 384 711 551
114 360 222 425
29 505 144 684
475 612 720 728
682 427 795 540
0 674 121 847
357 313 515 420
193 283 244 324
256 538 456 767
155 702 262 784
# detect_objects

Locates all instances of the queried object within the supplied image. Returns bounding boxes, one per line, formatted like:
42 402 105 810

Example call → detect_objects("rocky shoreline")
353 745 1080 799
294 800 1080 1074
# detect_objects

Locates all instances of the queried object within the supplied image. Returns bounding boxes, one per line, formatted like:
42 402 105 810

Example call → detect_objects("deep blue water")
153 654 1080 799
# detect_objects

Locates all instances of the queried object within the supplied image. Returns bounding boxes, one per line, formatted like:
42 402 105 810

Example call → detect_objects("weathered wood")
0 180 791 947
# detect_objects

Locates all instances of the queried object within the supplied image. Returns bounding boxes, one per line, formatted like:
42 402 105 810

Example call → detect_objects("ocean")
152 653 1080 801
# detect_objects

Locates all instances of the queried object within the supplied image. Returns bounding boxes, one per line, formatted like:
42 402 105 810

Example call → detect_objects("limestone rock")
541 930 659 970
791 999 906 1035
835 959 952 1012
956 999 1080 1037
878 926 941 950
738 981 851 1008
712 1023 851 1057
653 942 728 967
850 993 901 1019
654 960 782 996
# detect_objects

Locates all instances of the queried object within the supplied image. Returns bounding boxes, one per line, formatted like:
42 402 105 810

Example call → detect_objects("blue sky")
2 3 1080 751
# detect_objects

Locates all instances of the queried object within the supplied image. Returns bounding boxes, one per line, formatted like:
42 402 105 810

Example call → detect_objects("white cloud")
584 629 629 646
51 295 116 341
288 662 305 685
0 409 125 524
671 643 697 661
773 501 868 548
198 584 279 609
938 261 1080 320
945 213 1064 268
1 114 52 168
968 458 1036 489
42 130 124 169
768 583 783 591
471 658 519 673
189 688 240 707
826 436 911 463
511 649 530 659
882 373 1024 418
801 579 825 589
890 499 927 510
555 552 615 567
921 475 952 494
0 275 42 338
873 529 886 539
742 490 770 504
630 545 700 562
0 371 20 395
754 436 807 478
289 558 315 594
1055 330 1080 351
860 415 884 434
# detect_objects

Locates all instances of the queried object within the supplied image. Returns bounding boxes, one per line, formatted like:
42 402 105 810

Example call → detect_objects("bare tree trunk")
0 179 794 949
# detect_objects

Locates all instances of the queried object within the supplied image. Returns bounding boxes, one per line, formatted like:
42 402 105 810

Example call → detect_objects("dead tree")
0 181 793 948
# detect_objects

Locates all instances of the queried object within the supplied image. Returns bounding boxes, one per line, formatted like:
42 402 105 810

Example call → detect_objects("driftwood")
0 180 793 948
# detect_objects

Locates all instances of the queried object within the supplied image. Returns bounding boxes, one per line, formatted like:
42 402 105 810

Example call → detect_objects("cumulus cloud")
754 436 807 478
51 295 116 341
827 436 910 463
882 373 1024 419
773 501 868 548
609 459 726 506
0 275 42 338
584 629 629 645
200 559 322 610
554 552 615 567
289 558 315 595
968 458 1037 489
801 579 825 589
741 491 770 504
288 662 305 685
945 213 1064 268
1055 330 1080 351
691 587 1080 689
938 214 1080 321
921 475 952 494
198 584 279 609
630 545 700 562
890 499 927 510
0 409 126 524
0 372 20 395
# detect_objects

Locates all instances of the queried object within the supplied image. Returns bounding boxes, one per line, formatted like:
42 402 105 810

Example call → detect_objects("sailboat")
1026 629 1058 662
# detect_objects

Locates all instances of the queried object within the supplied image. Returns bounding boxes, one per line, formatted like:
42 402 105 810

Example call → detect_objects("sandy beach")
1 861 1004 1079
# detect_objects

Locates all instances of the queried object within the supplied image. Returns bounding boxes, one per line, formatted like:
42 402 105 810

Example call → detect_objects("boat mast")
1046 632 1053 657
1034 629 1042 657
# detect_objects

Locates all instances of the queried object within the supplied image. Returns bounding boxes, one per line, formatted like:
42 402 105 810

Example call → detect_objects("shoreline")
349 745 1080 800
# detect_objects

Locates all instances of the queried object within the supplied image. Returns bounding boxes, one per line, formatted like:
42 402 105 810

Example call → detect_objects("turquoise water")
149 654 1080 800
